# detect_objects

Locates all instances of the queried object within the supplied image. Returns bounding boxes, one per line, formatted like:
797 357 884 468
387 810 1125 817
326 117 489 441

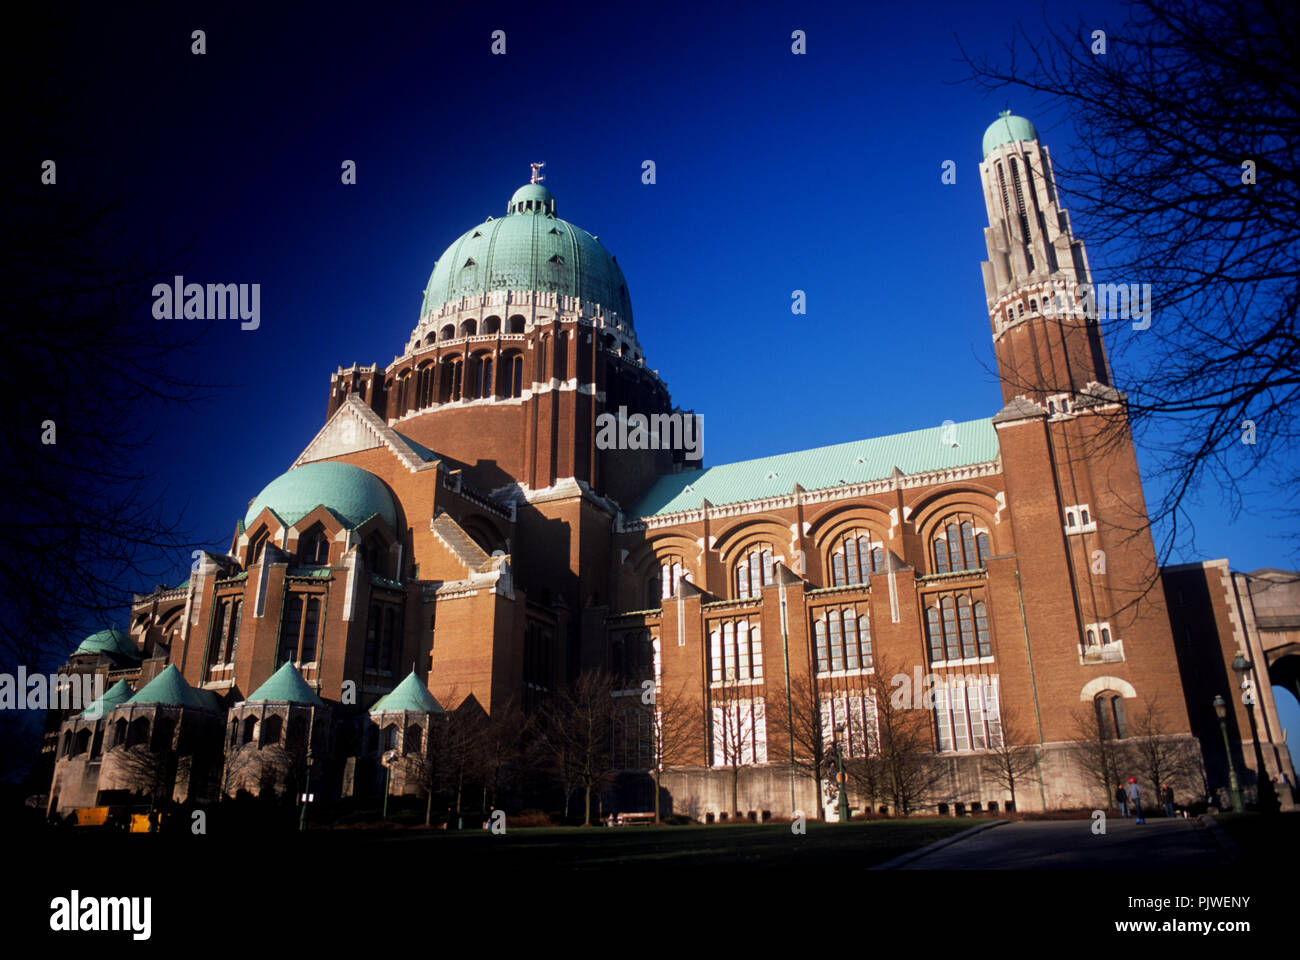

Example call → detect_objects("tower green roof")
982 111 1038 157
244 461 399 531
80 679 135 719
126 665 220 711
420 182 634 327
370 671 443 714
73 628 139 660
245 662 324 706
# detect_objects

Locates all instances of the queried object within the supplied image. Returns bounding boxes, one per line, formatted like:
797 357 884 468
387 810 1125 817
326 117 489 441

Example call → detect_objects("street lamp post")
1213 695 1244 813
298 749 314 832
834 724 849 824
1231 655 1280 815
381 749 399 819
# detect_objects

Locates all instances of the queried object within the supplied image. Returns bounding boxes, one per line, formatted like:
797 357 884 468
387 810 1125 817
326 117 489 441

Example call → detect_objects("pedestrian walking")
1127 776 1144 824
1115 784 1129 817
1162 783 1175 818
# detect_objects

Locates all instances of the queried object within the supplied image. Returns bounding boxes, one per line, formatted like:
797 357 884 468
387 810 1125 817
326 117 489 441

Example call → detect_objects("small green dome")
126 664 220 710
370 671 443 714
244 461 399 531
420 182 634 327
246 662 324 706
508 183 555 215
80 678 135 719
982 111 1038 157
74 628 138 660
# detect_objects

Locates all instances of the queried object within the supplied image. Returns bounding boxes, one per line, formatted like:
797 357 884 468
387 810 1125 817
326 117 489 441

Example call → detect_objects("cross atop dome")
529 161 545 184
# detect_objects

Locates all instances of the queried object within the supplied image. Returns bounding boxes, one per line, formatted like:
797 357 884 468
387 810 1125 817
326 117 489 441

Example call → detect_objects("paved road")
895 817 1237 869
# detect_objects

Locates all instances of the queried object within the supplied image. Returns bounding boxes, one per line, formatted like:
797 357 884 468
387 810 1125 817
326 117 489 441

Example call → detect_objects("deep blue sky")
31 1 1297 725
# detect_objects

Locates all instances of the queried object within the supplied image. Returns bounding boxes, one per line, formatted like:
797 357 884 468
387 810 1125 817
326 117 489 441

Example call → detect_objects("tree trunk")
731 764 739 818
653 768 661 823
425 789 432 827
584 783 592 826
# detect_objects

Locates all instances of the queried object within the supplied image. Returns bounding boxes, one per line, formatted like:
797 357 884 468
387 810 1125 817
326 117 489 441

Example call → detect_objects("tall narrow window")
301 596 320 663
280 596 303 665
933 538 949 574
926 606 942 662
974 601 991 657
828 610 843 672
814 620 828 674
941 597 959 660
844 611 859 671
957 596 976 659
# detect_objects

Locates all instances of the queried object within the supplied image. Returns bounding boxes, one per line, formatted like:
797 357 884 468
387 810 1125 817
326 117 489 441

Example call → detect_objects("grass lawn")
1212 811 1300 864
300 817 978 871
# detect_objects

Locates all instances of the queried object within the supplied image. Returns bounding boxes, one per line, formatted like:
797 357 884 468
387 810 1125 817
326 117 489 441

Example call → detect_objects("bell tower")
979 111 1112 407
980 112 1186 738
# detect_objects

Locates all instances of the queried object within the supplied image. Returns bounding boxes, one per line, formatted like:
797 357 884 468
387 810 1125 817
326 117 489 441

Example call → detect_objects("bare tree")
710 674 760 819
979 705 1042 813
641 680 702 823
1129 696 1202 809
961 0 1300 568
535 670 618 826
1070 703 1132 808
766 669 832 820
845 656 945 815
3 40 214 668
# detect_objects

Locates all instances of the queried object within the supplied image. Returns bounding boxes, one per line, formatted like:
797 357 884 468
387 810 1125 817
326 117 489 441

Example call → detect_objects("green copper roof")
80 679 135 719
125 665 220 711
982 111 1038 157
420 183 634 327
74 628 139 660
245 461 399 531
630 418 999 517
246 662 325 706
370 671 443 714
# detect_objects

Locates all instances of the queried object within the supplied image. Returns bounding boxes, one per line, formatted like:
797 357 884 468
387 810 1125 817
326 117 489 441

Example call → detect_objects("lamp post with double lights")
834 723 850 823
1231 655 1279 814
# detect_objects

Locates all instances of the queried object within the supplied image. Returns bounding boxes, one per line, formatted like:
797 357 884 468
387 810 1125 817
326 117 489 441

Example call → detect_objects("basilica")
45 117 1297 820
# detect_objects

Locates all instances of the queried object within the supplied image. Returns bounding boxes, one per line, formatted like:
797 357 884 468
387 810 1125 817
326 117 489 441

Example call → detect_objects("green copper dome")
420 182 634 327
245 461 399 531
982 111 1038 158
74 628 138 660
126 664 220 710
80 678 135 719
246 662 324 706
370 671 443 714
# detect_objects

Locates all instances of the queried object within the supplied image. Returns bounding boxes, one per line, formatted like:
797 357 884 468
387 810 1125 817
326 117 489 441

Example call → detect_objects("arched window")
383 724 399 751
926 606 943 661
287 715 307 751
242 715 258 745
440 323 455 341
735 544 775 599
461 318 477 337
941 597 959 660
813 607 870 675
300 596 320 663
645 574 661 609
262 714 282 746
974 601 991 657
127 716 151 748
439 356 463 403
507 315 526 334
957 596 976 659
300 525 329 565
469 352 493 399
61 730 72 757
829 530 883 586
1094 692 1127 739
931 515 991 573
1100 626 1111 645
483 315 501 335
113 718 127 748
404 724 423 755
248 530 268 566
502 352 524 398
73 728 91 757
659 557 689 600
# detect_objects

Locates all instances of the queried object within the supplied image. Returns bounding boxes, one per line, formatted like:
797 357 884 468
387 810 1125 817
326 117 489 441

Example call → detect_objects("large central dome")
419 181 634 327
